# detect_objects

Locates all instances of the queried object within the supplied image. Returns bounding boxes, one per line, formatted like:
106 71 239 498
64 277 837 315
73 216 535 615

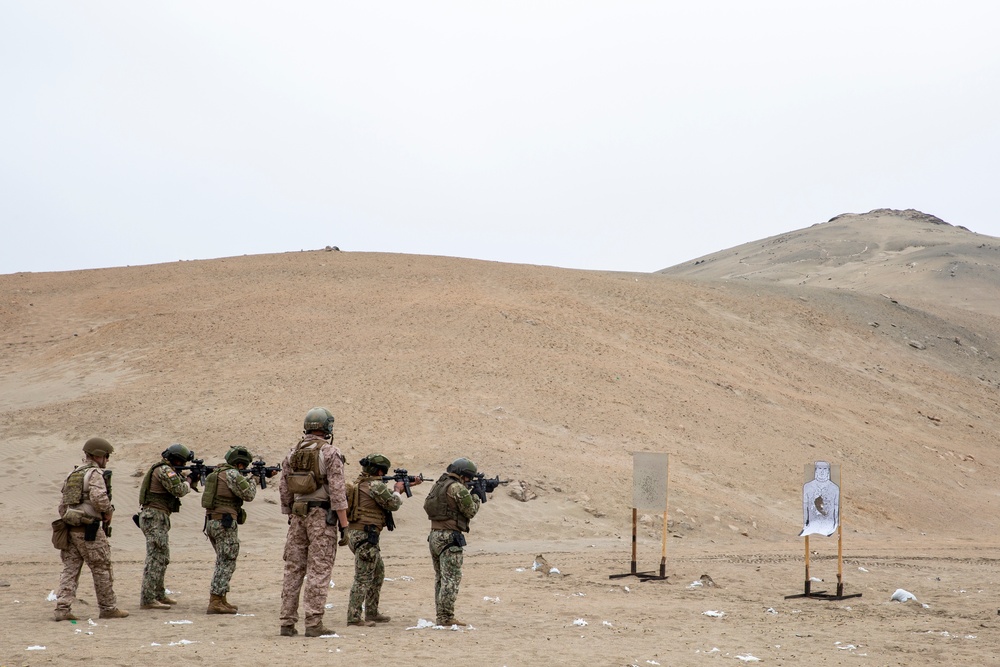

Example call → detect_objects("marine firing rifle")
467 472 510 504
380 468 425 497
174 458 214 492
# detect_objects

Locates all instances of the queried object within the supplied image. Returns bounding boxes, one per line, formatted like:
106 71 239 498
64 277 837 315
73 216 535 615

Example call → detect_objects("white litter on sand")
891 589 917 602
168 640 197 646
483 596 500 603
329 580 336 588
406 618 473 631
47 590 57 601
765 607 778 615
234 613 255 617
735 655 760 662
26 646 46 651
166 620 193 624
603 621 613 627
858 567 869 572
702 610 725 617
573 619 588 627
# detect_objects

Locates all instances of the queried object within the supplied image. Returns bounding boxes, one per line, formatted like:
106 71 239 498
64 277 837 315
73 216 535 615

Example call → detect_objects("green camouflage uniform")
426 474 480 624
346 478 402 623
205 467 257 596
139 460 190 605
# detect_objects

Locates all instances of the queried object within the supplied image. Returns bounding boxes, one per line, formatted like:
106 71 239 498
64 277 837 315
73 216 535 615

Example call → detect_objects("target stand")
609 508 669 581
610 452 669 582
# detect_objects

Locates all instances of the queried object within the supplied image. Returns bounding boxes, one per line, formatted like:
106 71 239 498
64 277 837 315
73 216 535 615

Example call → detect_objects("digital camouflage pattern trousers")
139 508 172 604
346 528 384 622
56 527 118 613
280 507 339 629
428 529 464 624
205 518 240 596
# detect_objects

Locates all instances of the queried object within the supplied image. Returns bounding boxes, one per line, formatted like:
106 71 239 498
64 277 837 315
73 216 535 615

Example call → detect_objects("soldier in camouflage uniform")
138 443 193 610
202 446 259 614
53 437 129 621
424 457 481 627
344 453 422 627
278 407 349 638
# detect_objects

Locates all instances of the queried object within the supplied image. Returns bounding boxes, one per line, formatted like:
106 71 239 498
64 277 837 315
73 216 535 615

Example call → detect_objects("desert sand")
2 209 999 666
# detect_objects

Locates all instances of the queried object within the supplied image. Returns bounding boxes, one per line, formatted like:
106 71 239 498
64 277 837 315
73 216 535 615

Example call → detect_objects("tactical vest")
424 473 470 532
348 477 390 530
202 464 243 517
286 439 328 500
62 463 98 506
139 461 182 513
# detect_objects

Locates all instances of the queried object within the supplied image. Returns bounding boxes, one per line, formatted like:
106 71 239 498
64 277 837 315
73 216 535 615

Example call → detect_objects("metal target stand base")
609 508 670 582
785 532 862 601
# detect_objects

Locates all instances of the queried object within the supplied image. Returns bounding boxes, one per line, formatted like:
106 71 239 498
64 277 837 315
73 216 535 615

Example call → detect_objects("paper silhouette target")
799 461 840 537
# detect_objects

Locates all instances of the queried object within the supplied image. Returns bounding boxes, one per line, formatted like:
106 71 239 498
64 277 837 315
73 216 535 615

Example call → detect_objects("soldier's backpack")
285 441 322 495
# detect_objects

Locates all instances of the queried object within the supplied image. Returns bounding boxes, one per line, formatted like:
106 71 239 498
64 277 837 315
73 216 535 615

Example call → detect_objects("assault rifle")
175 459 280 491
380 468 425 497
247 460 281 489
467 472 510 504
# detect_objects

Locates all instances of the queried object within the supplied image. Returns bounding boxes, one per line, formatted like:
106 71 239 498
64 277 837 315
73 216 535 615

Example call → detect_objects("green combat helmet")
225 446 254 468
83 437 114 458
162 443 194 464
303 407 335 436
447 457 477 478
360 454 391 475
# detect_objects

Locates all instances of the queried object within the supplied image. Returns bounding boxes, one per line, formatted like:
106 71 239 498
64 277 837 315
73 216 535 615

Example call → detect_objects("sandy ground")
2 210 1000 665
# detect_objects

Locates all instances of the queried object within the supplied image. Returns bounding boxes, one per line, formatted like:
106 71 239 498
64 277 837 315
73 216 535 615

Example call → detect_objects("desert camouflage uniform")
55 459 118 615
346 477 402 623
426 474 480 624
139 460 190 605
279 435 348 630
205 467 257 596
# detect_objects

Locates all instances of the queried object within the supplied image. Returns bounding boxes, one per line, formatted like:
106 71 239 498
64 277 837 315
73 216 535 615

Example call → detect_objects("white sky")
2 2 999 275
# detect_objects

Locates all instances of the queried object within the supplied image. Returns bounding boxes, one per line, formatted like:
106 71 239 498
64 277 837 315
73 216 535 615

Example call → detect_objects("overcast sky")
3 2 998 275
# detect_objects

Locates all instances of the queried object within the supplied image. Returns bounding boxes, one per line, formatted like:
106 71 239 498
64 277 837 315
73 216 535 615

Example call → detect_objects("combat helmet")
225 446 254 468
360 454 391 475
162 443 194 464
83 437 114 458
303 407 335 437
447 457 477 478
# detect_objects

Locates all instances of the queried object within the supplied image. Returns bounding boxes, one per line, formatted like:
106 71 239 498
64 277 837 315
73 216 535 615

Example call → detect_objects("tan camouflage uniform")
346 477 402 623
206 467 257 596
426 474 480 624
139 460 190 605
278 434 348 631
55 458 118 615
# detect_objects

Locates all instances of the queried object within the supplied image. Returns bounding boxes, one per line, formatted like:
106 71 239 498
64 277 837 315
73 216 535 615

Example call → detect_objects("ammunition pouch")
222 514 234 529
451 530 466 549
61 508 96 527
365 524 380 547
237 507 247 525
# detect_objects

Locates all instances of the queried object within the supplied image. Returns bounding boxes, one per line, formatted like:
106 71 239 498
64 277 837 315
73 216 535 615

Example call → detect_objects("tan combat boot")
279 625 298 637
99 608 130 619
53 609 78 622
157 595 178 605
438 617 468 627
221 593 238 612
347 618 375 627
207 594 236 615
304 623 336 637
365 612 391 623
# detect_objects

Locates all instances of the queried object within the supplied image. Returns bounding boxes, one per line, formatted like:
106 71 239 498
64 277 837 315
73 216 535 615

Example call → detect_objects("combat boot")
304 623 336 637
99 608 130 619
279 625 298 636
157 595 178 605
140 600 171 610
438 617 468 627
207 594 237 615
53 609 78 622
347 618 375 627
365 612 391 623
221 593 238 612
